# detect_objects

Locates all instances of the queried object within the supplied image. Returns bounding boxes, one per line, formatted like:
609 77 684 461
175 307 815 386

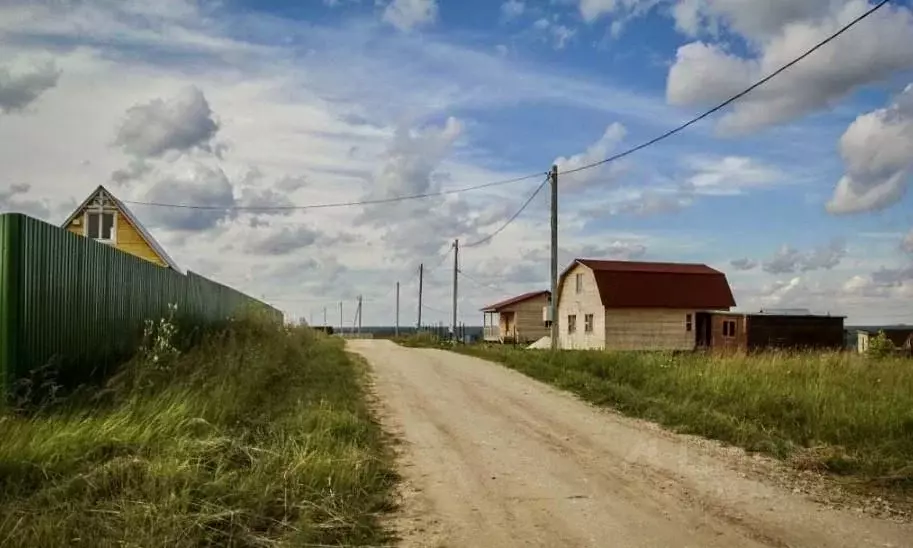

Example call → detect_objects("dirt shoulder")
350 340 912 548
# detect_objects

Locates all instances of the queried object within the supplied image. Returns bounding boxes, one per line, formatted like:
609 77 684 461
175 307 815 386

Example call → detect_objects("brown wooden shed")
696 310 845 353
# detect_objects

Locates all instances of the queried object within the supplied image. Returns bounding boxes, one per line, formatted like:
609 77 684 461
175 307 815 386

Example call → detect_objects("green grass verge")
440 344 913 490
0 319 397 547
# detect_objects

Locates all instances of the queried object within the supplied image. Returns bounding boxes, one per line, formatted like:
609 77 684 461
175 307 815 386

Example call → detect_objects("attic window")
87 212 115 242
575 273 583 294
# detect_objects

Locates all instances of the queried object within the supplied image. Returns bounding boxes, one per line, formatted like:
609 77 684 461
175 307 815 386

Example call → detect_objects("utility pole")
452 239 459 342
357 295 363 336
323 306 327 327
395 282 400 337
550 164 559 351
417 263 424 331
339 301 343 334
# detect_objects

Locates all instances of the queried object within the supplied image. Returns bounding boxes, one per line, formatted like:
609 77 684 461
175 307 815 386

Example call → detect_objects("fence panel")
0 214 283 399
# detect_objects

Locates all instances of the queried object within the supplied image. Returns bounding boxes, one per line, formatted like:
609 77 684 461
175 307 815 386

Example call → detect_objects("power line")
562 0 891 177
121 172 547 211
464 176 549 248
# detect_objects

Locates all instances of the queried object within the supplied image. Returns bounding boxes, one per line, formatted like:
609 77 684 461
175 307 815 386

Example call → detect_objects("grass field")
0 318 396 547
401 336 913 491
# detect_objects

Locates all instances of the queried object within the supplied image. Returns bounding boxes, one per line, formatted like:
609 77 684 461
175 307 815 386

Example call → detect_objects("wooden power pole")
550 164 559 351
417 263 424 331
356 295 362 335
395 282 400 337
452 239 459 342
339 301 343 334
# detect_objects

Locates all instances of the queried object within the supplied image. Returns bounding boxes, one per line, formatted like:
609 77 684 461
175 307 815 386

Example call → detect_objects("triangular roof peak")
61 185 182 272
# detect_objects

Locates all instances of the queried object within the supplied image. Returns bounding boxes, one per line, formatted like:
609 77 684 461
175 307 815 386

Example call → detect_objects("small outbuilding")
696 309 845 353
481 290 551 344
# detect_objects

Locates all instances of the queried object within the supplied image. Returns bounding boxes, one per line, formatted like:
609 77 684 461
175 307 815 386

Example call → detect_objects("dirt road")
349 340 911 548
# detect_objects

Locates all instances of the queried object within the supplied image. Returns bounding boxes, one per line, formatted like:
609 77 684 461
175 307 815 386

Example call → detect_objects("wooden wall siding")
709 314 747 353
499 294 550 343
747 315 844 350
65 210 166 267
557 264 606 349
604 308 697 351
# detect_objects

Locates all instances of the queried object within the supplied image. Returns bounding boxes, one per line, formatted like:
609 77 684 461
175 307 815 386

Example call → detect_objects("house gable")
62 186 181 271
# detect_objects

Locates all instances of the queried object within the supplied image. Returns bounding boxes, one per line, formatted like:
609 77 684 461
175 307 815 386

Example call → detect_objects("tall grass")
0 318 396 547
453 345 913 489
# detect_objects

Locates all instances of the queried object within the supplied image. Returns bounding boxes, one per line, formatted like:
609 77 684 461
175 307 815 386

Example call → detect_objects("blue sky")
1 0 913 326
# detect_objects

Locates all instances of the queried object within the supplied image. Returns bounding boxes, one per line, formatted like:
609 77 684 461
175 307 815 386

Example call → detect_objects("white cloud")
761 239 847 274
578 0 659 24
141 164 236 231
530 17 578 49
730 257 757 271
902 229 913 254
554 122 627 191
826 84 913 214
0 183 52 220
667 1 913 134
0 61 60 114
114 86 221 159
684 155 782 195
501 0 525 20
383 0 438 32
671 0 838 40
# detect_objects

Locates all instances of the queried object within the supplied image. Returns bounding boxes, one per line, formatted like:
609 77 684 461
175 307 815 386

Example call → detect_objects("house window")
86 212 115 242
568 315 577 334
723 320 736 338
685 314 693 332
584 314 594 333
575 273 583 294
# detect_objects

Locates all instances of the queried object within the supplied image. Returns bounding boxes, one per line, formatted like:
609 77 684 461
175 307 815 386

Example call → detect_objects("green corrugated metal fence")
0 213 283 400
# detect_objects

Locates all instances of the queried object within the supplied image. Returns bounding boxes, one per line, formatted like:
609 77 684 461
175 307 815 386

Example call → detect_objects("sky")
1 0 913 328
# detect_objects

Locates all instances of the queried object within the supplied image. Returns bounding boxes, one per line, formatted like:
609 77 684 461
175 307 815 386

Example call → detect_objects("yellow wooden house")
61 185 181 271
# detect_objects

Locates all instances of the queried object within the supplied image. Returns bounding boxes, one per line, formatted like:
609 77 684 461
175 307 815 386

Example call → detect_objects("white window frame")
584 313 594 333
575 273 583 294
83 210 118 244
568 314 577 334
723 320 736 338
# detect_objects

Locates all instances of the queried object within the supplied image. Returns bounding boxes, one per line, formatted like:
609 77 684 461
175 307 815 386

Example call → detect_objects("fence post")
0 214 23 402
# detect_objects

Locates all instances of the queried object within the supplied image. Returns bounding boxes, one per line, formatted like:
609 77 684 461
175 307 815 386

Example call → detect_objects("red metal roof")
480 290 550 312
569 259 736 309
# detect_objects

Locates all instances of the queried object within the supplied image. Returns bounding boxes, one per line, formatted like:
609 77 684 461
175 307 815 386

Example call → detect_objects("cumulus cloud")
244 225 321 255
114 86 220 158
111 159 153 186
0 183 51 220
761 238 847 274
730 258 757 271
826 84 913 214
667 1 913 134
383 0 438 32
554 122 627 191
0 62 60 114
671 0 838 39
142 164 235 231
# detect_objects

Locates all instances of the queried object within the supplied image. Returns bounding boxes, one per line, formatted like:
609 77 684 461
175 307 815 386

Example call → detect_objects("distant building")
555 259 736 350
481 290 550 344
856 328 913 356
697 310 845 353
61 185 181 271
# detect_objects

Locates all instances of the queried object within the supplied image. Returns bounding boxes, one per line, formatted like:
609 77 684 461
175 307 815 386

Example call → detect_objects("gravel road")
348 340 912 548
